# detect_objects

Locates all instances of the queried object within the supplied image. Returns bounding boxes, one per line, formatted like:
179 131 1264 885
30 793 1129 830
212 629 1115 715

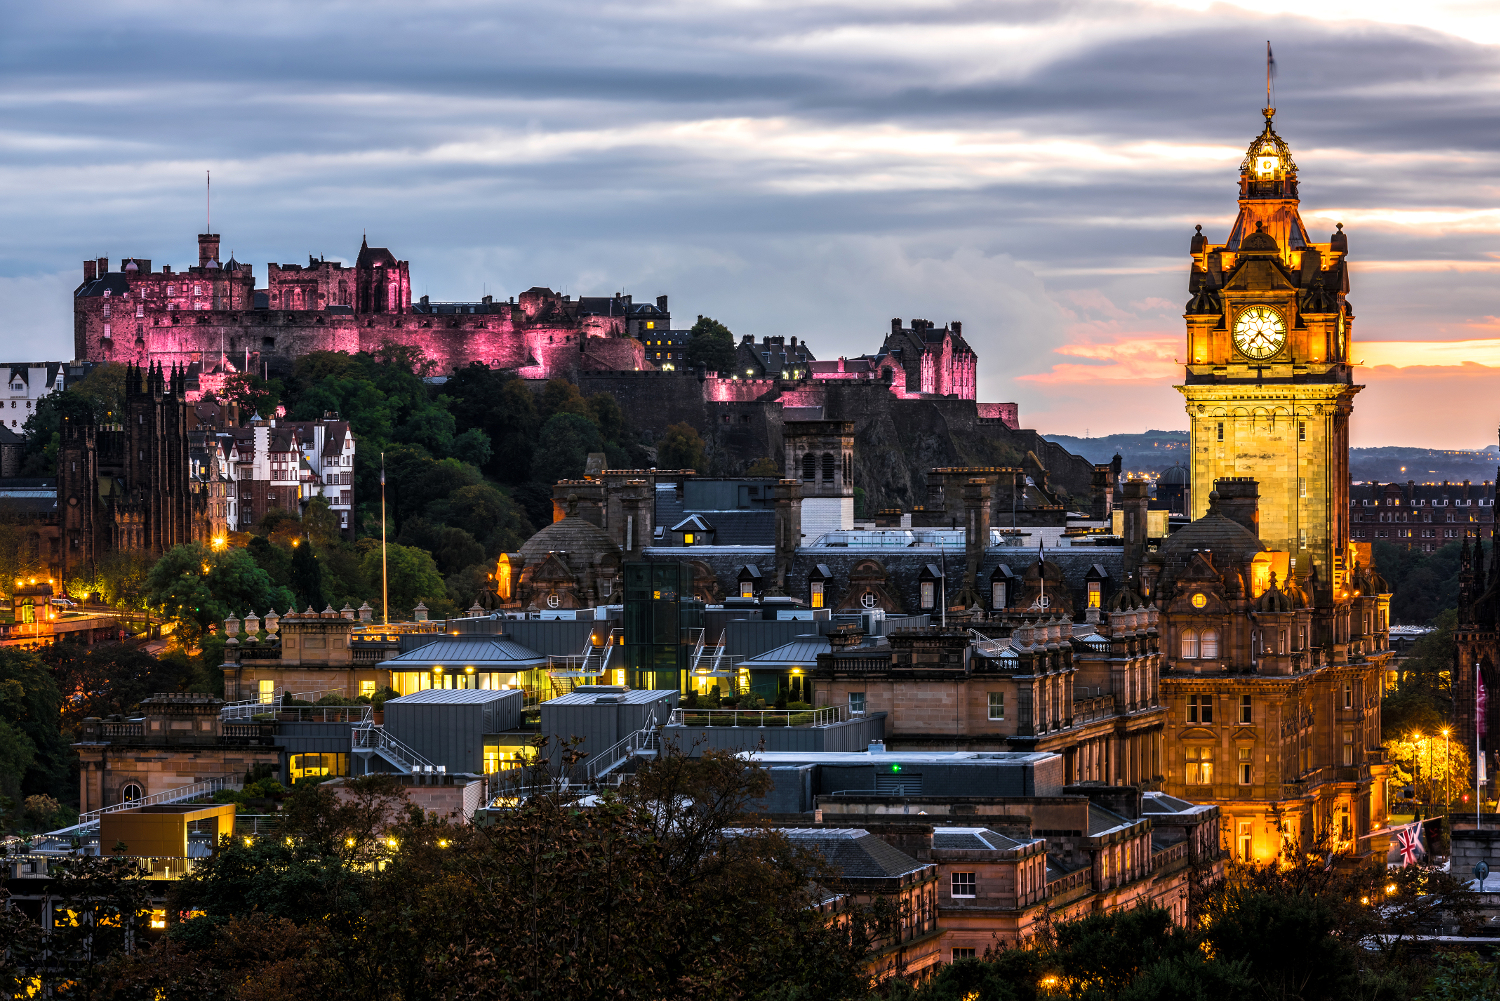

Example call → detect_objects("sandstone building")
1154 106 1394 860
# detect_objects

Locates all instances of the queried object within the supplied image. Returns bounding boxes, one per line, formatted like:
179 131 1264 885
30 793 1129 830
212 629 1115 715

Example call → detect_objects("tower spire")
1265 41 1275 114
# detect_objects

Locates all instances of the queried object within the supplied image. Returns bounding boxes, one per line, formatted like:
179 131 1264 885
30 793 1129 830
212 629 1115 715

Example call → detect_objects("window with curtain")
1200 629 1219 658
1180 629 1199 659
1185 746 1213 785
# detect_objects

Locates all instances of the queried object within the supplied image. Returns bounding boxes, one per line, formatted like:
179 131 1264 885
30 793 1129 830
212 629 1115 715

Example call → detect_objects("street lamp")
1412 732 1424 818
1443 728 1451 817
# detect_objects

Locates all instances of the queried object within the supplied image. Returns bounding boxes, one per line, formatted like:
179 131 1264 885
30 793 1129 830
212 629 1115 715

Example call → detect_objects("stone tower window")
801 453 815 481
821 452 834 483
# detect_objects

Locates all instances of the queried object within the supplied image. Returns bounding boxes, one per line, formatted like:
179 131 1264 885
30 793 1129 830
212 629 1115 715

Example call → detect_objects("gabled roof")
932 828 1036 851
671 514 713 533
742 636 830 668
381 636 547 669
775 829 929 880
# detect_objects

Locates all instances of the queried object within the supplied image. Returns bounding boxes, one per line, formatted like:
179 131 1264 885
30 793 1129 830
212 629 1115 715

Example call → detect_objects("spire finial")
1264 40 1276 115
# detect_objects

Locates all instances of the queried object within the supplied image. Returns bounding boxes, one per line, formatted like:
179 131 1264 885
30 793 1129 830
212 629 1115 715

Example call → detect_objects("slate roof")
386 688 518 706
543 687 673 707
75 274 131 297
776 829 929 880
742 636 831 668
932 828 1034 851
1141 791 1215 816
381 636 546 669
1087 803 1137 837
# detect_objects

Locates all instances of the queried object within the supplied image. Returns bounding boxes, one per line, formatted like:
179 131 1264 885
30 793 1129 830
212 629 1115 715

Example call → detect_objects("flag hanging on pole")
1479 665 1488 726
1266 41 1276 107
1393 820 1424 867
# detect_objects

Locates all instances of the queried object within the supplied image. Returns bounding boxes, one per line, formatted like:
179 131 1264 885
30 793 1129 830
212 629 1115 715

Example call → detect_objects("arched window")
1200 629 1219 659
801 453 815 481
121 783 143 803
821 452 835 483
1180 629 1199 659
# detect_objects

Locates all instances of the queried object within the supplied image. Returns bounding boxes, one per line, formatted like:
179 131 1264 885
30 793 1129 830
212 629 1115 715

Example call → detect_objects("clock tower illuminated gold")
1179 107 1357 591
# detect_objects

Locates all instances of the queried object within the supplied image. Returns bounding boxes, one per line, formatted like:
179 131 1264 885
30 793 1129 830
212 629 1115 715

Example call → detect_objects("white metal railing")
351 723 434 773
45 776 242 837
585 713 659 782
667 705 849 728
220 693 279 719
221 687 355 720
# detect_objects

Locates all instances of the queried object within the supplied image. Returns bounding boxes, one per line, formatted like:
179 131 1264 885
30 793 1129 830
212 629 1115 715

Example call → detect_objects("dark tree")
289 538 326 611
685 315 737 374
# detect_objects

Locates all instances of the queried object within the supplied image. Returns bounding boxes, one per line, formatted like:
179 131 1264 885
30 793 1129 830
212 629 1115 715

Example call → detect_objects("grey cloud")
0 0 1497 429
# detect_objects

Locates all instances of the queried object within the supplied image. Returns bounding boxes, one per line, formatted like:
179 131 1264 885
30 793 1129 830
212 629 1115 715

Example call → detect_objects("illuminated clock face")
1254 155 1279 177
1191 593 1207 609
1233 306 1287 360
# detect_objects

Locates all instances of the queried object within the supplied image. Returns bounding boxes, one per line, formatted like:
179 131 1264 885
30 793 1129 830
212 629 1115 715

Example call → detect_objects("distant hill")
1042 432 1499 485
1348 446 1498 485
1042 431 1190 476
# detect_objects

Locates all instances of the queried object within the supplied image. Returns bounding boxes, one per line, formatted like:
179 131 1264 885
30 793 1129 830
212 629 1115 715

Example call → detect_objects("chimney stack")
962 477 991 600
1213 477 1260 538
1122 479 1149 574
773 479 802 595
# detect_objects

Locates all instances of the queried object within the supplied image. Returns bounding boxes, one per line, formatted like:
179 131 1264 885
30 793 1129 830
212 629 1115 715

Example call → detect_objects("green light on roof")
890 763 901 773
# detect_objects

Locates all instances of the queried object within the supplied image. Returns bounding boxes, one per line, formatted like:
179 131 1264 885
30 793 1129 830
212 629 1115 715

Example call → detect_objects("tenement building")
1349 479 1494 555
1155 104 1395 860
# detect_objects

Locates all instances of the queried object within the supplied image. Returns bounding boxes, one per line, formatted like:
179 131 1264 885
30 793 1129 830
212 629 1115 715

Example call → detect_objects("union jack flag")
1394 821 1424 867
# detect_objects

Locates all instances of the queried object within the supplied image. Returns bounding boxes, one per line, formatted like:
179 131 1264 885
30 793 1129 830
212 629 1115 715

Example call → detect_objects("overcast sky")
1 0 1498 447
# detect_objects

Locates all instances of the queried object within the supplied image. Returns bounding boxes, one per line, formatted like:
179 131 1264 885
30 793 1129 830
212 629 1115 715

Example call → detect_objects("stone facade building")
57 364 209 582
1350 479 1494 555
1152 109 1395 861
73 693 279 814
75 233 653 380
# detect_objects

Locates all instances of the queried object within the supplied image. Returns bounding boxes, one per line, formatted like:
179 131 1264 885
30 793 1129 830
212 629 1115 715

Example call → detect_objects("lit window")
740 584 754 599
988 692 1004 720
1299 477 1307 498
1238 747 1253 784
1237 821 1252 860
1342 728 1355 766
951 872 976 898
360 680 376 697
646 321 654 329
259 679 275 704
683 532 694 545
810 581 824 608
1087 580 1101 608
1185 747 1213 785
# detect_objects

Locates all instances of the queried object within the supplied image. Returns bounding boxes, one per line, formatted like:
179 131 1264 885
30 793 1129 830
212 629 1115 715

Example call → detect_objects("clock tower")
1179 108 1357 592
